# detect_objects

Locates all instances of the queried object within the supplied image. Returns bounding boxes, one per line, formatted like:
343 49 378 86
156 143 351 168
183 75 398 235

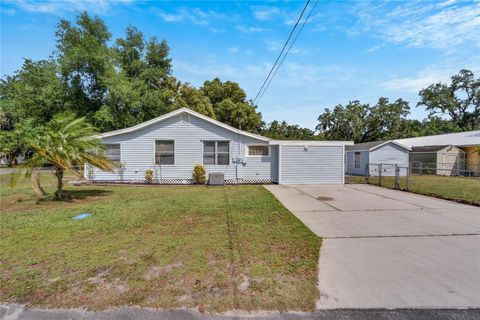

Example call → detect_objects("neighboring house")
345 141 410 176
395 130 480 176
410 145 466 176
87 108 353 185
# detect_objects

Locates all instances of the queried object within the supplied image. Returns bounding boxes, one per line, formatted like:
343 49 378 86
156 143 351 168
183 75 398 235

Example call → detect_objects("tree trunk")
6 152 17 167
54 168 68 200
31 169 47 198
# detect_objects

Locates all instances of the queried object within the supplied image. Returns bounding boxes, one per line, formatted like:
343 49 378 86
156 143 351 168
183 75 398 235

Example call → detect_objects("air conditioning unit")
208 173 224 185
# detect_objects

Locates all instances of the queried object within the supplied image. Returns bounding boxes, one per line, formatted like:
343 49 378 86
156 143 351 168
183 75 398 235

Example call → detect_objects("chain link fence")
345 161 480 190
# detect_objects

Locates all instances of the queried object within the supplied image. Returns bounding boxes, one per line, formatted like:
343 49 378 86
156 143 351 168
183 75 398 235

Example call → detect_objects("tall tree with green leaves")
0 119 42 167
56 11 112 118
170 82 215 118
0 59 64 165
262 120 317 140
317 100 371 142
0 59 65 126
93 25 174 131
201 78 263 132
369 98 410 140
317 98 412 142
17 114 115 200
418 69 479 131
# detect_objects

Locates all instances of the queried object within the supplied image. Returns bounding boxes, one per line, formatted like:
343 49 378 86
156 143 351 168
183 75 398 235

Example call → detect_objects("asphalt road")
1 305 479 320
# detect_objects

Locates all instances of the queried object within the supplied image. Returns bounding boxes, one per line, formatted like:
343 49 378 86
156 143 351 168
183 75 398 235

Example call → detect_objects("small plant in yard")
192 164 206 184
144 169 154 183
118 161 126 182
87 164 95 181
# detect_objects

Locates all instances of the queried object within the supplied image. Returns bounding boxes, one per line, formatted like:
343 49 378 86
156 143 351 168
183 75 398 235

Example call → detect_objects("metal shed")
409 145 466 176
345 141 410 176
395 131 479 176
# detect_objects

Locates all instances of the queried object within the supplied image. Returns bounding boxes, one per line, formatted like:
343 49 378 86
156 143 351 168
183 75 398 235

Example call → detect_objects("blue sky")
1 0 479 129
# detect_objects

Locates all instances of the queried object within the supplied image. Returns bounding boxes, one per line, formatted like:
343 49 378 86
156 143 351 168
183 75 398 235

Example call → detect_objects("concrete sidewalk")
264 184 480 309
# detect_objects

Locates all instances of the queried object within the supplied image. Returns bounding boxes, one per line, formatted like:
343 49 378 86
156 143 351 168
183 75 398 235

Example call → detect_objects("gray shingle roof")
411 145 450 152
345 141 386 151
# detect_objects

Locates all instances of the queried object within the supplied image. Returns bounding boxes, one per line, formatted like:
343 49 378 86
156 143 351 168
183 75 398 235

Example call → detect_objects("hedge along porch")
85 108 352 184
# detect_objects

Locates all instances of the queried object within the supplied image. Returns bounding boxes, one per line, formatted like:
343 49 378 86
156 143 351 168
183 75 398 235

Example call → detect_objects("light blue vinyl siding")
89 113 273 182
345 151 369 175
280 145 343 184
370 143 409 176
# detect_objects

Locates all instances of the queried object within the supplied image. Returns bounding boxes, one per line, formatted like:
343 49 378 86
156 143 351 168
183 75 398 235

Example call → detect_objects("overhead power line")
256 0 319 104
252 0 311 105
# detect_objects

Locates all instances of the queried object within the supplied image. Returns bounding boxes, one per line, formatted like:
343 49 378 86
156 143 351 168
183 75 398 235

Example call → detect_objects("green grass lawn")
347 174 480 206
0 173 320 311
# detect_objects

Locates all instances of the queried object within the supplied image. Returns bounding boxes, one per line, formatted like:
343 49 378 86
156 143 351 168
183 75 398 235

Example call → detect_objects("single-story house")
395 130 479 176
345 140 410 176
86 108 353 185
409 145 466 176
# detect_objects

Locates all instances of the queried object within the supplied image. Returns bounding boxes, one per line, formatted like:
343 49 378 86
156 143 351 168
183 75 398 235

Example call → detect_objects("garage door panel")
281 145 343 184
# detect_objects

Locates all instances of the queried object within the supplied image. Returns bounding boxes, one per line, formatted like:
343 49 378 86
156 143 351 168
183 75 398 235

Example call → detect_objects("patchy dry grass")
347 174 480 206
0 173 320 312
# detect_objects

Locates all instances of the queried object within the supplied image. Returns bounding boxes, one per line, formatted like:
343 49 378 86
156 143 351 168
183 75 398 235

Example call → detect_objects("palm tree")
15 113 115 200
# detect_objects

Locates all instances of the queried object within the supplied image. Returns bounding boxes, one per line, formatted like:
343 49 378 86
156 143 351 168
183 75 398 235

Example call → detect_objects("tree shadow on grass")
69 189 113 199
41 189 113 203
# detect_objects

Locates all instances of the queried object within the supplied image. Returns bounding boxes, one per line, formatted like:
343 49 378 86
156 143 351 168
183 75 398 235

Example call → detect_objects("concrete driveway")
264 184 480 309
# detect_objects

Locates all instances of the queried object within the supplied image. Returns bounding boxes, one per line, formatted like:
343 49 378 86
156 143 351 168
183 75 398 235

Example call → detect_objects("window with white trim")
203 141 229 165
354 152 361 169
155 140 175 165
105 144 121 162
247 145 269 156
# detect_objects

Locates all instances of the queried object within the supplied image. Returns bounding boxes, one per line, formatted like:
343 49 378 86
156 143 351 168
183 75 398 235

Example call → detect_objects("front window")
354 152 361 169
105 144 121 162
247 145 269 156
203 141 230 165
155 140 174 165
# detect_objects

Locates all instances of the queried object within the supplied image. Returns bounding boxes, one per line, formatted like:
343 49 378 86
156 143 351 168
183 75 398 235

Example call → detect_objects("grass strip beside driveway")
347 175 480 206
0 174 320 312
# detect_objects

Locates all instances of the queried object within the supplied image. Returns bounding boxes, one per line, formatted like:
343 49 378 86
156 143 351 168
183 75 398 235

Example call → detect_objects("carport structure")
265 184 480 309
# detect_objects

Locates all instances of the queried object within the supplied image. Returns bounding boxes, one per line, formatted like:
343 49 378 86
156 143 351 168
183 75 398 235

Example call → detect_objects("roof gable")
346 140 410 152
411 145 465 153
98 108 270 142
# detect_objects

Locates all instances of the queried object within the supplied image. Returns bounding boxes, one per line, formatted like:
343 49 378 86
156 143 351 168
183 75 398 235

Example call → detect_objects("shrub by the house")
193 164 206 184
144 169 154 183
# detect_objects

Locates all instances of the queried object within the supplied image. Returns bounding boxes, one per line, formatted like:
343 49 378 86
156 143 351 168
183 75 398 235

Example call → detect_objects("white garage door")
280 145 343 184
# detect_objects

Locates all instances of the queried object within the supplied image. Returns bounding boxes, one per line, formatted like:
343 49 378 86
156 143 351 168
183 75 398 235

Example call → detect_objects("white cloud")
251 4 322 26
5 0 133 15
264 39 305 55
155 8 224 25
382 56 480 93
383 70 450 93
438 0 457 8
251 6 280 21
235 25 264 33
353 1 480 49
365 43 384 52
228 46 239 54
